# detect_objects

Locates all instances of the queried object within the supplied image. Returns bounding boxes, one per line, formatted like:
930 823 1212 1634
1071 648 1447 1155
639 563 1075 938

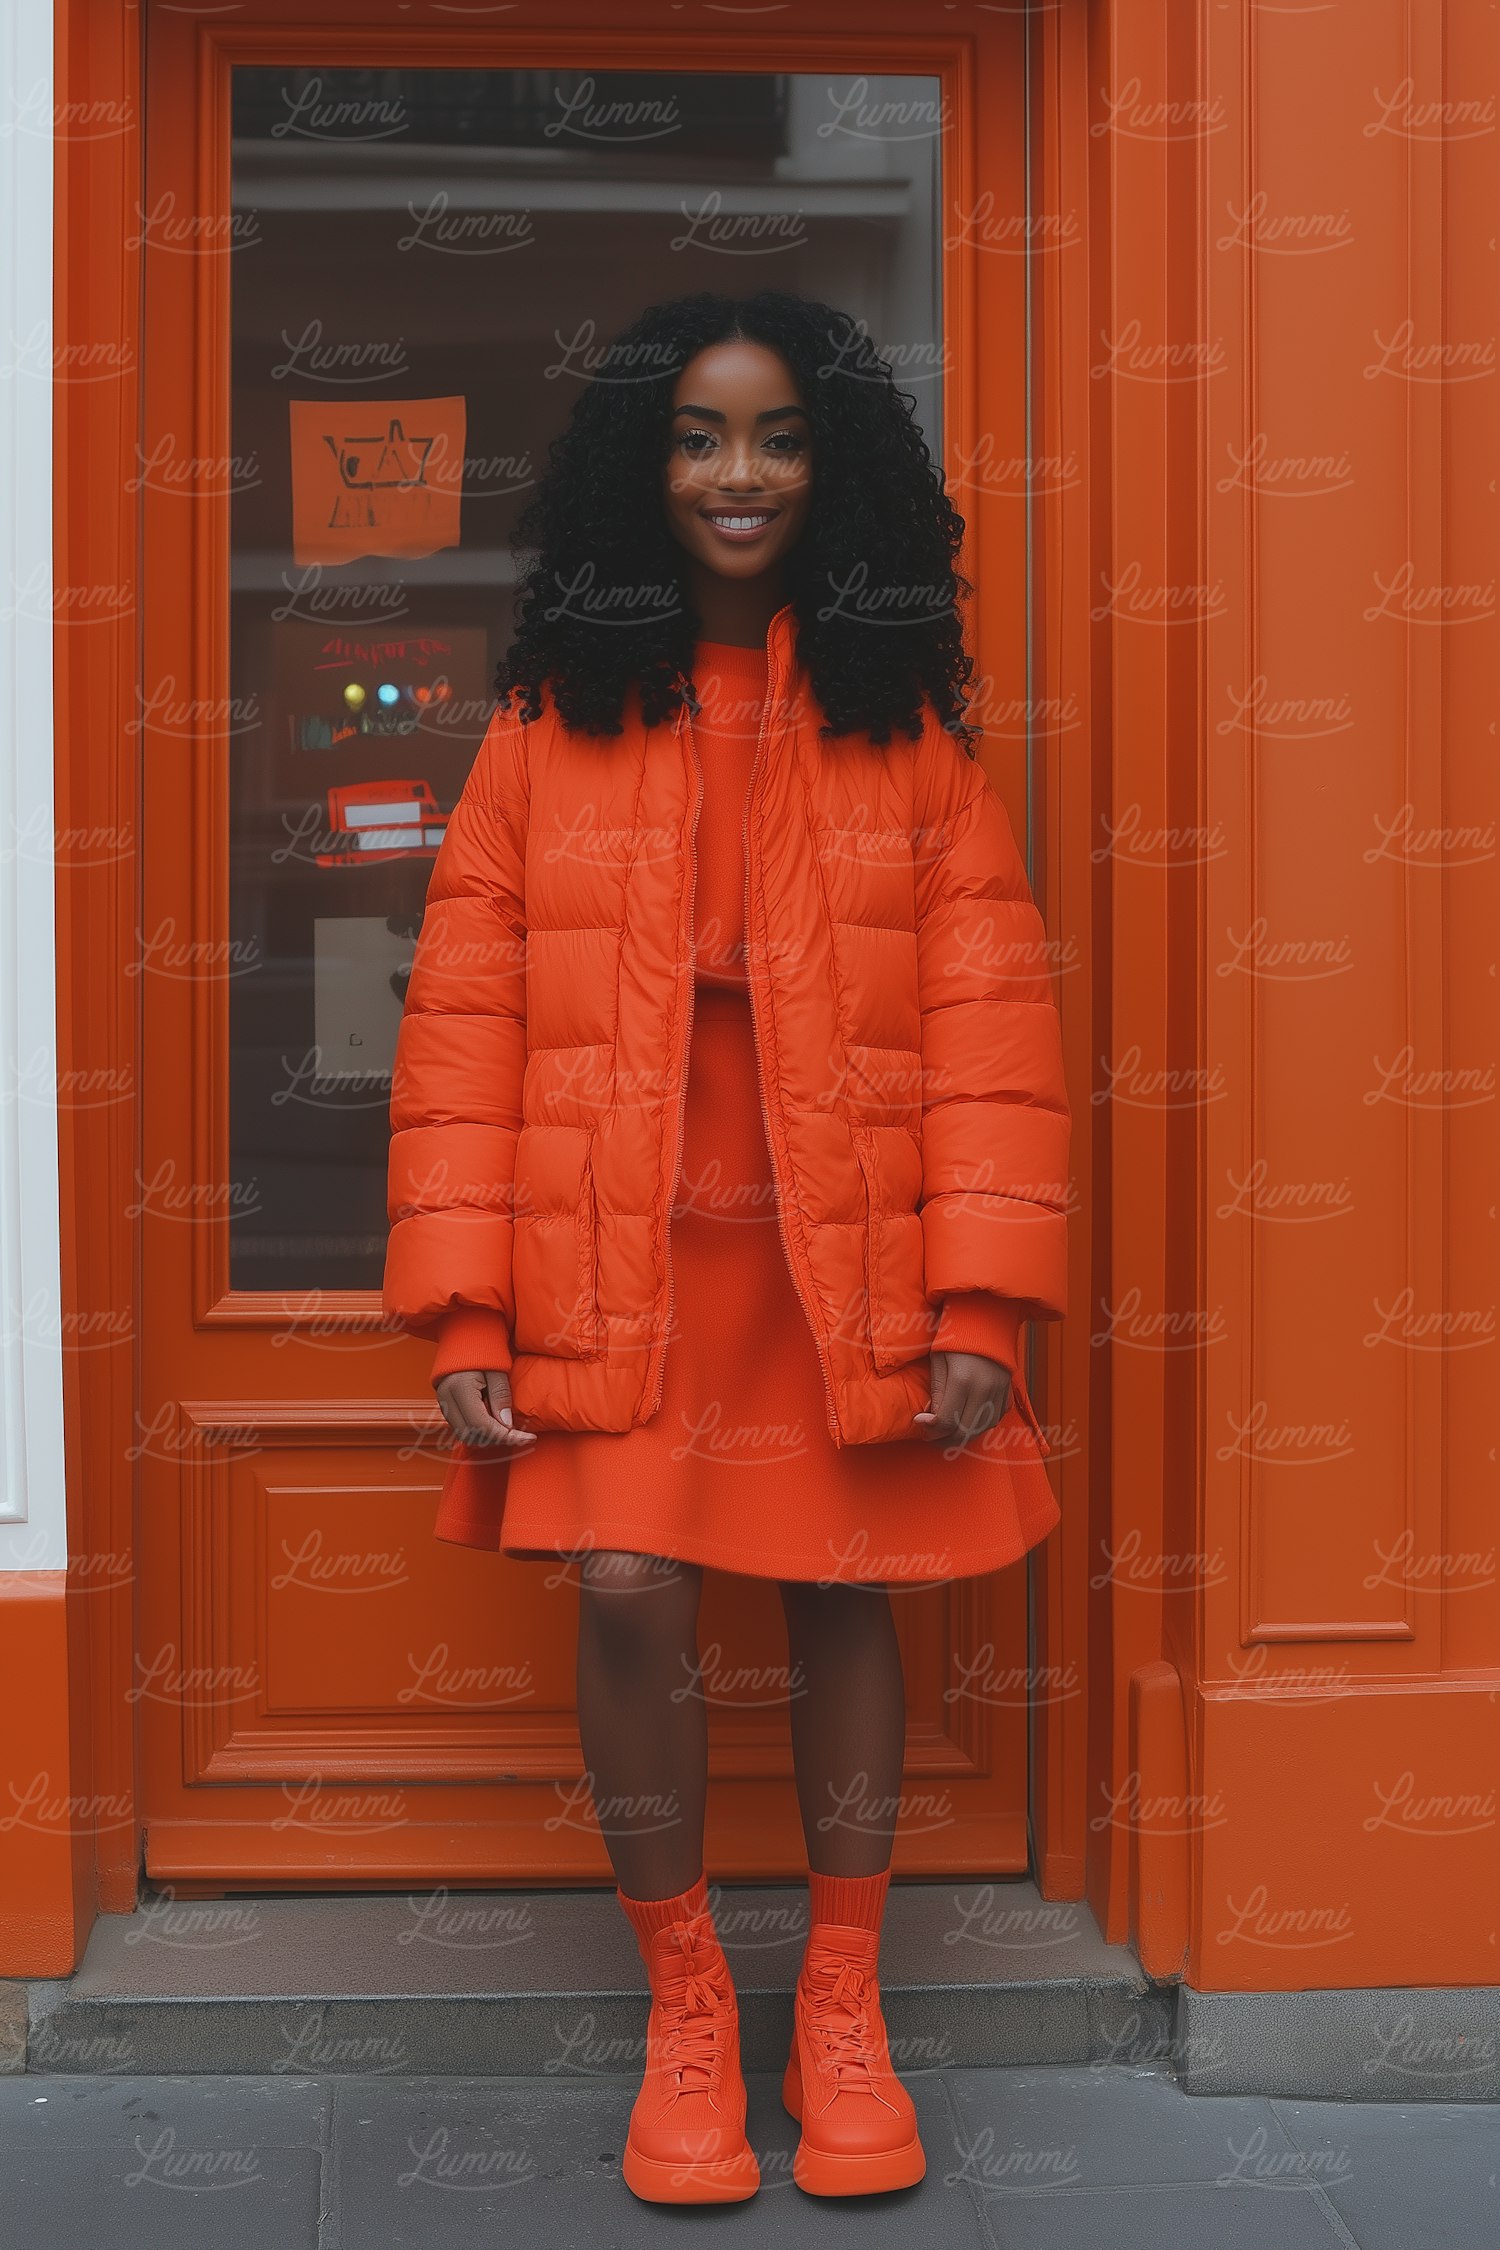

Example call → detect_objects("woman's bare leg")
777 1580 906 1874
575 1548 707 1899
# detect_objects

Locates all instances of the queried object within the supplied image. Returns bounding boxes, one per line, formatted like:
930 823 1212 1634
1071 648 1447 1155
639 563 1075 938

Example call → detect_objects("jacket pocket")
511 1123 604 1360
854 1126 933 1372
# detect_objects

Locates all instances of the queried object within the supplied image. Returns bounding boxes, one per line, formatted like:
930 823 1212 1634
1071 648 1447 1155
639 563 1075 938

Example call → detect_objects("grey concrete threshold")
19 1878 1168 2079
1176 1982 1500 2103
17 1880 1492 2098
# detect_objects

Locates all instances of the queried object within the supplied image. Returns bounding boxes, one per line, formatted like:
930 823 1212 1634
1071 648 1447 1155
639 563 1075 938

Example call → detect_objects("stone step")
24 1878 1169 2079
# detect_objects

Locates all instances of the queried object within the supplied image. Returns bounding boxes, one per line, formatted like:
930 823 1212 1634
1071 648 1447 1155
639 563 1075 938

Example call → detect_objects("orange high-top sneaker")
618 1880 760 2204
783 1923 925 2196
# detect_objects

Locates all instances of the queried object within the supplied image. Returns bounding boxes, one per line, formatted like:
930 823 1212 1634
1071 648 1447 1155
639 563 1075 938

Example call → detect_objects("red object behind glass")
313 777 449 868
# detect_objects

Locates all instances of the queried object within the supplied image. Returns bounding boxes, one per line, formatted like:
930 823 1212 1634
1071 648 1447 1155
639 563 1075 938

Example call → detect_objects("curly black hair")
494 289 980 753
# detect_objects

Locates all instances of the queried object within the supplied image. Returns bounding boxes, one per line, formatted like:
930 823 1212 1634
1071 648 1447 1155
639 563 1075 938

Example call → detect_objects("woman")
383 289 1070 2205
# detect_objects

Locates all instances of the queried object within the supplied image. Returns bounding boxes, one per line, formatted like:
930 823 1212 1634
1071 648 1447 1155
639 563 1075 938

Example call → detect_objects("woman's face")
661 339 813 588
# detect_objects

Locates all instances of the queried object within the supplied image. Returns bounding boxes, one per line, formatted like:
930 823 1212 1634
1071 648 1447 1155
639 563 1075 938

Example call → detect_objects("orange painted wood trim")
51 0 146 1955
1024 0 1098 1918
0 1577 96 1976
1129 1663 1191 1982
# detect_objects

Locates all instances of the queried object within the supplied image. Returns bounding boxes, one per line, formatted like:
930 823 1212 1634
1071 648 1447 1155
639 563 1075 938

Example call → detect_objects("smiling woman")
382 286 1069 2205
661 343 814 583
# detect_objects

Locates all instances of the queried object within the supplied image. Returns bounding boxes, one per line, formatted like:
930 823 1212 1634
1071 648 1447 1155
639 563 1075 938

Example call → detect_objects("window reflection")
228 65 942 1292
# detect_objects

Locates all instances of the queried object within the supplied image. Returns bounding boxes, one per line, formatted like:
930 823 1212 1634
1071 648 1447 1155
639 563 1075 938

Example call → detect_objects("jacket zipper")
644 704 704 1422
736 642 844 1446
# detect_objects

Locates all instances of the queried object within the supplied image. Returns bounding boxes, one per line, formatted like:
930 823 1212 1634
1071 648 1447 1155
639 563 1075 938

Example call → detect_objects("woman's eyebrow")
670 403 810 424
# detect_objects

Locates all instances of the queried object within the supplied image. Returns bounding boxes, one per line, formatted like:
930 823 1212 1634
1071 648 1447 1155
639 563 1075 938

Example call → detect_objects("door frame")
53 0 1105 1944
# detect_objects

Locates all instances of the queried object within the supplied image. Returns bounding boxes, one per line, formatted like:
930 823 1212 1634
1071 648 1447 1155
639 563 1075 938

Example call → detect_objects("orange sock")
806 1864 891 1933
617 1870 711 1954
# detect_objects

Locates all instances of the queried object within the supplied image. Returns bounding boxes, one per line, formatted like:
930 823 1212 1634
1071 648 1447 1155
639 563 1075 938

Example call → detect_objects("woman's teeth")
705 512 775 533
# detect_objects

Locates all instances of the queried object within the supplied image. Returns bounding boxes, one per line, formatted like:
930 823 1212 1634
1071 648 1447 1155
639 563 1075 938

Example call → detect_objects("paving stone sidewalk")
2 2062 1495 2249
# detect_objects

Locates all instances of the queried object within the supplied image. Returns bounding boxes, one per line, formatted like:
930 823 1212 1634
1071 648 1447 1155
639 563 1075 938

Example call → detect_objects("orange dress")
437 640 1060 1584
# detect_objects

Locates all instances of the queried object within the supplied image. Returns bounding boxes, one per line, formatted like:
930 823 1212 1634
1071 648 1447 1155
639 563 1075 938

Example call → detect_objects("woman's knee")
578 1549 703 1663
778 1576 892 1638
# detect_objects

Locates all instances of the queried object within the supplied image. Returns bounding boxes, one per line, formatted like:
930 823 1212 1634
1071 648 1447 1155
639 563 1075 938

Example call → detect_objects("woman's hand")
435 1369 538 1454
914 1351 1013 1452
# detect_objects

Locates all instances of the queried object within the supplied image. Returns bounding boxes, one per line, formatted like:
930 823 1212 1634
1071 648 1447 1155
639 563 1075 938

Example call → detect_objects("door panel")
139 6 1031 1888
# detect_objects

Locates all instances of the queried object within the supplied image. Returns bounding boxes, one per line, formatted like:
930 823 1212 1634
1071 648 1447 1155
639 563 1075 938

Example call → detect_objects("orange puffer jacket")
383 602 1070 1446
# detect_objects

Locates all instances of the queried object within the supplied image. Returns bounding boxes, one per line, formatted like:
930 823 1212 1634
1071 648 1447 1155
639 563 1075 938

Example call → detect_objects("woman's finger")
437 1371 537 1450
913 1350 949 1434
476 1371 537 1448
934 1373 1010 1451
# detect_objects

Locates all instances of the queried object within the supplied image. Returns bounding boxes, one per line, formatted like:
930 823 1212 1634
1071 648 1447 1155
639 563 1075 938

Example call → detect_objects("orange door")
137 4 1037 1890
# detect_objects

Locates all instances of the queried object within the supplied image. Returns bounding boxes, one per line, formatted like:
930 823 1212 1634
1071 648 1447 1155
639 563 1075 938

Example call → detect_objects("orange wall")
1189 0 1499 1991
1039 0 1499 1984
4 0 1493 1990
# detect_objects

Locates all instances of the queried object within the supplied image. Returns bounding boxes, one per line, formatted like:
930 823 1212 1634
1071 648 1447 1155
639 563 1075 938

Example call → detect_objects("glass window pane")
227 65 942 1294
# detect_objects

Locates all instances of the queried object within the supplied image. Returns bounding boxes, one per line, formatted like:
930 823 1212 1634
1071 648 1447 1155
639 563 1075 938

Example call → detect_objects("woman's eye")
675 427 805 457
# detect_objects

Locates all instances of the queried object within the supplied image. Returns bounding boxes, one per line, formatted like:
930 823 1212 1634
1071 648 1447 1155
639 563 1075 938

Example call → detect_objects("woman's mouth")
700 508 778 545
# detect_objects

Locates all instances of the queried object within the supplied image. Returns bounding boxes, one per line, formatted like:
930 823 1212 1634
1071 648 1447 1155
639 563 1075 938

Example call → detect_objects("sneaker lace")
658 1924 730 2098
803 1956 880 2093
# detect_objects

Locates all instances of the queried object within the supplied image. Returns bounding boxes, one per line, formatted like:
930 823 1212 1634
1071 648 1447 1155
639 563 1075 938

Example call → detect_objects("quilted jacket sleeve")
932 1292 1023 1374
912 710 1070 1326
382 699 531 1364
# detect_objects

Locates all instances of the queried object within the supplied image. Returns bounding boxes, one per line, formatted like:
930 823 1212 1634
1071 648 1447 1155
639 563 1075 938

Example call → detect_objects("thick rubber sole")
621 2135 760 2204
782 2049 926 2197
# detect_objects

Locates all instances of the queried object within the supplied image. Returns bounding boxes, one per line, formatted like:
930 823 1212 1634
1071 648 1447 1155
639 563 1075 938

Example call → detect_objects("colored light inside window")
377 682 401 707
343 681 366 709
412 685 432 706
